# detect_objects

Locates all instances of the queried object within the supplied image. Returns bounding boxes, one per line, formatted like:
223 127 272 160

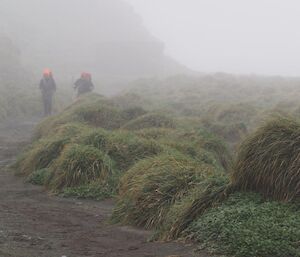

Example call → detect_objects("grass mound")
121 106 147 121
156 129 232 172
203 121 248 145
233 116 300 202
34 94 125 139
186 193 300 257
112 153 219 229
211 103 258 125
80 128 110 149
105 131 164 171
134 128 175 140
81 129 163 171
15 136 70 175
165 116 300 240
189 130 233 171
51 123 91 138
75 103 124 129
48 144 114 190
122 113 176 130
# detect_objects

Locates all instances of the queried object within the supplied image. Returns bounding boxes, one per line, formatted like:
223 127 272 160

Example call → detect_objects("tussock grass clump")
232 116 300 202
80 129 163 171
157 129 232 172
162 117 300 240
48 144 114 190
34 94 123 139
79 128 110 149
203 120 248 144
189 130 233 171
34 115 58 139
51 123 91 138
34 110 83 140
75 104 124 129
134 128 175 140
214 103 258 125
112 153 218 229
122 113 176 130
121 106 147 121
15 136 70 175
105 131 164 171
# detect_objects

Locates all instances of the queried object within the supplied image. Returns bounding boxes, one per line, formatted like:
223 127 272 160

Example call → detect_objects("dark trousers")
42 95 53 116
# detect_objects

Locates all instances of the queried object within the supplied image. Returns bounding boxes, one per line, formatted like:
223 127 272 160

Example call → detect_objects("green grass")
48 144 114 190
80 128 110 149
15 136 70 175
233 116 300 202
112 153 220 229
105 131 164 171
154 128 232 172
61 178 117 200
186 192 300 257
161 175 231 240
122 112 176 130
13 92 300 257
81 129 164 172
26 168 51 186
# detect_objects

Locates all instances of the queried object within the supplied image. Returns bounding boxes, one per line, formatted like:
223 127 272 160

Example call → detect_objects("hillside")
0 0 188 92
116 74 300 145
0 35 40 120
14 93 300 257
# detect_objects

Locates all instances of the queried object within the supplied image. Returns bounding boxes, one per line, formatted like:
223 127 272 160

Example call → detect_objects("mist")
0 1 300 256
0 0 185 90
126 0 300 76
2 0 299 80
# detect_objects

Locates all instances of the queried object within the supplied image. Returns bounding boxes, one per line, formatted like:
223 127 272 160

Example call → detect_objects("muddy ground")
0 119 209 257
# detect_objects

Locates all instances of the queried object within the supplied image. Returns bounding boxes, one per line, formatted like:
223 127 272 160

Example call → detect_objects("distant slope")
114 74 300 144
0 35 40 120
119 74 300 111
0 0 188 87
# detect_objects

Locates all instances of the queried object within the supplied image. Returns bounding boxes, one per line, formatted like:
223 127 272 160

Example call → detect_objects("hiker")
39 68 56 116
74 72 94 97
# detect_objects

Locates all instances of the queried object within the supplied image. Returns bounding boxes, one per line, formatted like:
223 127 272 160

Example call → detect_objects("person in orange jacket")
39 69 56 116
74 72 94 97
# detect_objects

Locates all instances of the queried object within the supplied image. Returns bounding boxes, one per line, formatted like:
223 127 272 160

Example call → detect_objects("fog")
126 0 300 76
1 0 300 83
0 0 185 88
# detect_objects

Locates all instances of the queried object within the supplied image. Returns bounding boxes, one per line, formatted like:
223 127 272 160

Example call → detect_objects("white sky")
125 0 300 76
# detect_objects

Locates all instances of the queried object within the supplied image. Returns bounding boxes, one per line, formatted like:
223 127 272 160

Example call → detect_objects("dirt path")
0 119 207 257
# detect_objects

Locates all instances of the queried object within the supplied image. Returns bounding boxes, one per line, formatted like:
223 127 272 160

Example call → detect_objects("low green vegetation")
61 180 117 200
26 168 51 186
187 193 300 257
122 113 176 130
15 91 300 257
